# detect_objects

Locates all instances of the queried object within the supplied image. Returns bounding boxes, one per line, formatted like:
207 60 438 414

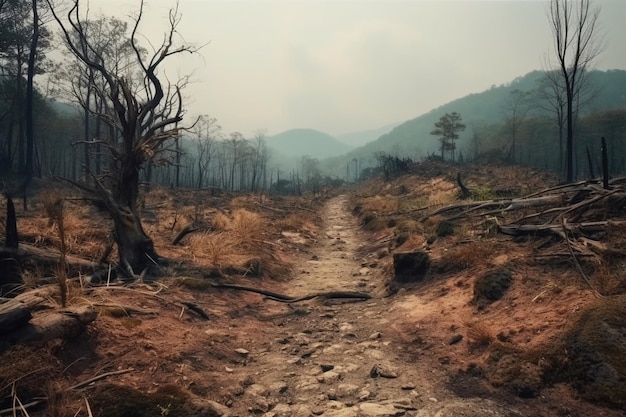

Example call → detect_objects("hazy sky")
86 0 626 137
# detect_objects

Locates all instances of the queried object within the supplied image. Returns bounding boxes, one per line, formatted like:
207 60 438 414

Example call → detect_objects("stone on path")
359 402 405 416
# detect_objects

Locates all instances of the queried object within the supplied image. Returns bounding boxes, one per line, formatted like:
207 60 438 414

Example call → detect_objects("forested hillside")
336 69 626 179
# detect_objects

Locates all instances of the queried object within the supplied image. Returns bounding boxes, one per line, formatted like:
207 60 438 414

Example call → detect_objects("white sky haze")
86 0 626 137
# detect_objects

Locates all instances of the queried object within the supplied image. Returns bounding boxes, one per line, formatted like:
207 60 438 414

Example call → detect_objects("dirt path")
224 195 524 417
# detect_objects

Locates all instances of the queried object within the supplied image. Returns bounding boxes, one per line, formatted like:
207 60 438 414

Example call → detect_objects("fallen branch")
561 217 602 298
180 301 210 320
172 223 211 246
211 282 371 304
69 368 134 391
0 369 134 416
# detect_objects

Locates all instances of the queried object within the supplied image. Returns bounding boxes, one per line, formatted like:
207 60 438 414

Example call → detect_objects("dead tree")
47 0 201 276
1 194 22 295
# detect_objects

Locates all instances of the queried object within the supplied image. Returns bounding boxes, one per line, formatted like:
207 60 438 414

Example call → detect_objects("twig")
561 217 602 298
180 301 209 320
69 368 134 391
85 397 93 417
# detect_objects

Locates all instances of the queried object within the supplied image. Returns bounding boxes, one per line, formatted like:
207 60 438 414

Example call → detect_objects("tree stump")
393 251 430 283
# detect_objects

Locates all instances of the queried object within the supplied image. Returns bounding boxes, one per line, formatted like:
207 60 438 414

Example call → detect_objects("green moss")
468 185 494 201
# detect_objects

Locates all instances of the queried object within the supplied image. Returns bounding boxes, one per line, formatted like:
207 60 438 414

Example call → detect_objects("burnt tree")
47 0 200 276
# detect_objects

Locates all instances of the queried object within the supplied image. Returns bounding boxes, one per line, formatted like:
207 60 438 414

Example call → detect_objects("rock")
358 389 372 401
320 364 335 372
393 251 430 283
320 407 358 417
251 395 270 413
359 403 404 416
295 376 320 391
235 348 250 355
359 267 370 276
401 384 416 390
369 332 383 339
224 366 234 373
317 370 341 384
269 381 288 394
188 398 231 416
247 383 269 397
370 363 399 378
339 322 354 332
268 403 292 417
336 383 360 398
290 404 313 417
449 334 463 345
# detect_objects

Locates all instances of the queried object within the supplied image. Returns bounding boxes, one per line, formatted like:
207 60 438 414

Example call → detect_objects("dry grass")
465 321 495 348
189 232 239 268
438 240 498 271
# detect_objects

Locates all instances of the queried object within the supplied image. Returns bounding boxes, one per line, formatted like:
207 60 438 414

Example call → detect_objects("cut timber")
2 304 97 347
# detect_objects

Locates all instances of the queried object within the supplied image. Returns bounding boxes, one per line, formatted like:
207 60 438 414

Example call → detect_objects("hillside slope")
266 128 352 159
345 69 626 160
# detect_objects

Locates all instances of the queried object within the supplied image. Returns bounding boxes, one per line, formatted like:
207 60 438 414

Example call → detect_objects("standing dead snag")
46 0 202 276
1 194 22 295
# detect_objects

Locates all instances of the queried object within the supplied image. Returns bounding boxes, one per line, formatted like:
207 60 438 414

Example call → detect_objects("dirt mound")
546 295 626 408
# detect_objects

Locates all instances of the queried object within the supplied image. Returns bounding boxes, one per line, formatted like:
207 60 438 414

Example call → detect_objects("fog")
85 0 626 137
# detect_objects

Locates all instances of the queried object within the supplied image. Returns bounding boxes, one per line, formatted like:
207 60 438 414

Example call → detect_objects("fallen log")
0 244 100 275
0 300 32 334
2 304 97 347
498 220 626 237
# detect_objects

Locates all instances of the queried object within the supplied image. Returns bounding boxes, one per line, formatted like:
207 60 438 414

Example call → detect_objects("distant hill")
336 123 400 148
346 69 626 160
266 128 352 159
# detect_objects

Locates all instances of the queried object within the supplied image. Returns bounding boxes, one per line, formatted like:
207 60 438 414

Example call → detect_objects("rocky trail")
222 195 524 417
5 192 617 417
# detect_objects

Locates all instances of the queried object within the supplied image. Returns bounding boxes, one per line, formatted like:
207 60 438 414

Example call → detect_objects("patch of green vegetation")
469 185 494 201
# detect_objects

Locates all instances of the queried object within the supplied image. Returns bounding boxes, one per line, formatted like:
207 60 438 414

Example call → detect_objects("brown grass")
189 232 239 268
465 321 495 348
438 240 498 271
